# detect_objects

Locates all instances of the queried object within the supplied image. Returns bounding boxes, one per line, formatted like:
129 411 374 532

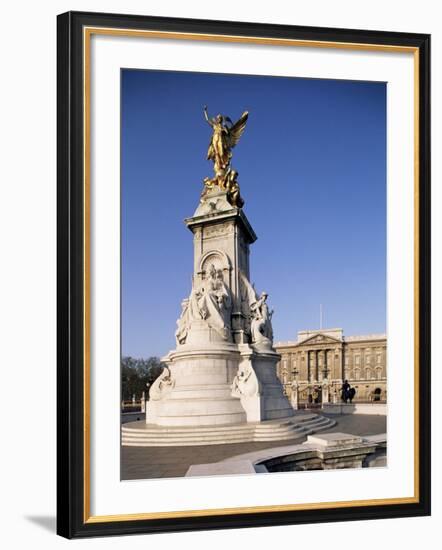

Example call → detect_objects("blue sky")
121 69 386 358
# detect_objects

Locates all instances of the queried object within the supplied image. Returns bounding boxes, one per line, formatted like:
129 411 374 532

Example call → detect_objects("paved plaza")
121 413 387 480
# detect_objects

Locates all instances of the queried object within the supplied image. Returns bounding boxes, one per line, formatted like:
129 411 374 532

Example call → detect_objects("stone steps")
123 420 312 435
121 414 336 447
122 414 319 434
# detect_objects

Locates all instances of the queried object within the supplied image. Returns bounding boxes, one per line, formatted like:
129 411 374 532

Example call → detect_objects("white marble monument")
146 108 294 428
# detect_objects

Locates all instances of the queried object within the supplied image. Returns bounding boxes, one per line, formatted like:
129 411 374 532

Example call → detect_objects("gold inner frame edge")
82 26 421 524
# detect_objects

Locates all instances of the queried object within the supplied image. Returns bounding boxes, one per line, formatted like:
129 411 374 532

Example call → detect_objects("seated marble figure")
175 264 232 344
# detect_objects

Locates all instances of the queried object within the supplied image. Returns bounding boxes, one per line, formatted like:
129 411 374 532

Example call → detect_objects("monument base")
233 344 294 422
146 342 247 427
146 337 294 429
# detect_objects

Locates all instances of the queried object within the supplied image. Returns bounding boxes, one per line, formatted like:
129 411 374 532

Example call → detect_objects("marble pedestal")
146 326 293 426
146 342 247 427
234 344 294 422
146 185 294 430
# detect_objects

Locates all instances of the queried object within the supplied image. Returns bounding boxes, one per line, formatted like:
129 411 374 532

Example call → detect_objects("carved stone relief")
149 367 175 401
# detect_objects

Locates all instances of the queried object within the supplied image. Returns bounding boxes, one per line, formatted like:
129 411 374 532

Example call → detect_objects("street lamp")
291 367 299 410
321 366 330 406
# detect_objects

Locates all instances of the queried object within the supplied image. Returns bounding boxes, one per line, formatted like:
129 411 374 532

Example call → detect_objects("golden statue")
203 106 248 208
224 169 244 209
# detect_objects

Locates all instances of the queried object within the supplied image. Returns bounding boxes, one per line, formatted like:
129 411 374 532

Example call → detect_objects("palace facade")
274 328 387 407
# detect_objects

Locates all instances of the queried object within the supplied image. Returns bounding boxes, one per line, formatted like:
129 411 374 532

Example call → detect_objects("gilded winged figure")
204 106 249 173
203 106 248 207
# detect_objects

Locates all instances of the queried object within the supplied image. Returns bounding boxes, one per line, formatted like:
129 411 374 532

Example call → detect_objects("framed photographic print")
57 11 431 538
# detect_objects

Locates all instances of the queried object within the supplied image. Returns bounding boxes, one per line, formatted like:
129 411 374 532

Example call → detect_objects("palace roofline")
344 334 387 342
274 332 387 347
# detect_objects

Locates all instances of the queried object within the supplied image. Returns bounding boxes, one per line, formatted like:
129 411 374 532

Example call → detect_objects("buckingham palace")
274 328 387 407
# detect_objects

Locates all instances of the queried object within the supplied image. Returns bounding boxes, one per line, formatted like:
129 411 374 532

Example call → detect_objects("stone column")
338 347 344 381
322 380 329 406
330 347 340 402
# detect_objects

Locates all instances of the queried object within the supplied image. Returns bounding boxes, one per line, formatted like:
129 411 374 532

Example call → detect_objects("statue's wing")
239 270 258 310
227 111 249 149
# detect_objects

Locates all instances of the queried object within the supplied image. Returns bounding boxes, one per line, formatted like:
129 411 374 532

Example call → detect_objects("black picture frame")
57 10 431 539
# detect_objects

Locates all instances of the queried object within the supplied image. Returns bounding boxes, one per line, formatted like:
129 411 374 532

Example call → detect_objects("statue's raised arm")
203 105 213 127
